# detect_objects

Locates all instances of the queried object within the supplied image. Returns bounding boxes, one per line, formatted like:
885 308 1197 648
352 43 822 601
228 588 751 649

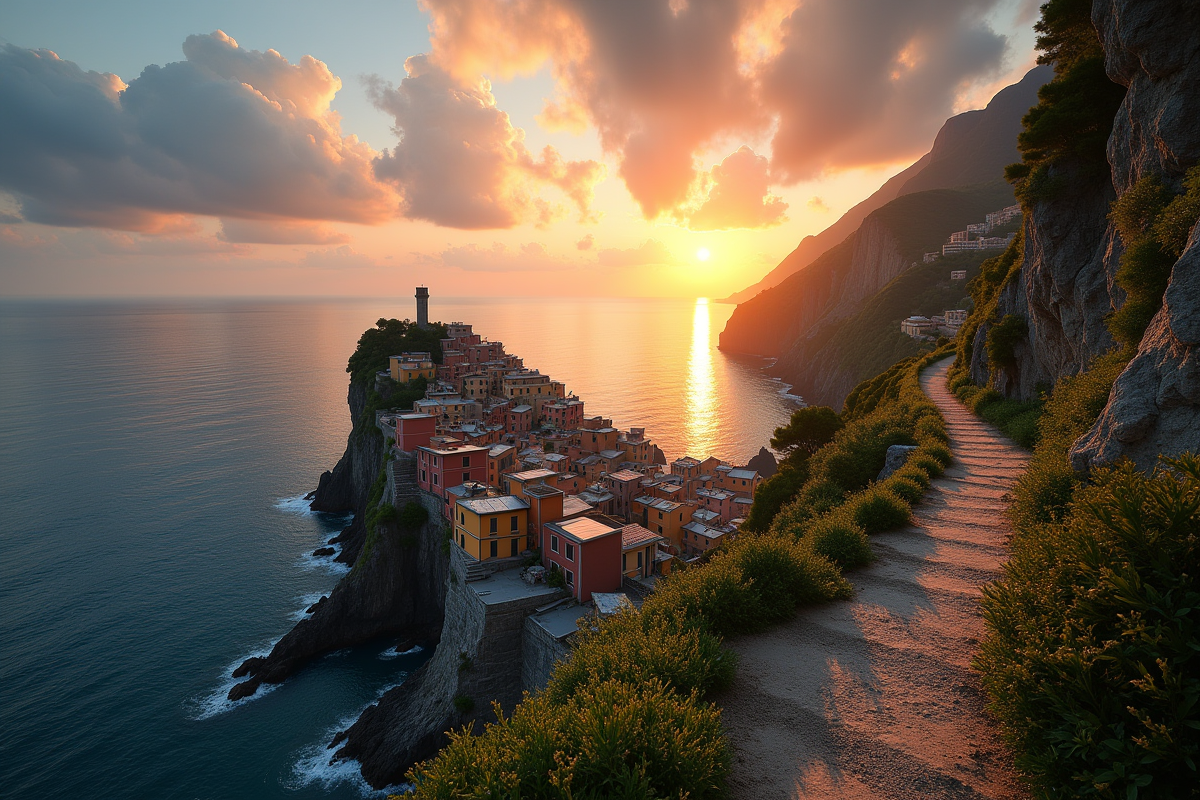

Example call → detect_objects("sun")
696 247 711 261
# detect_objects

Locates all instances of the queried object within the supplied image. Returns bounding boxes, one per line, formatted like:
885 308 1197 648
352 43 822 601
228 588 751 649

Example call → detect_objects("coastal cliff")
229 372 449 699
965 0 1200 470
719 68 1049 409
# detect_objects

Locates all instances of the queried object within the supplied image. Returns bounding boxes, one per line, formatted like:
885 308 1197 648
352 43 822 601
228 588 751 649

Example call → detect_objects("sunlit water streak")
0 297 797 800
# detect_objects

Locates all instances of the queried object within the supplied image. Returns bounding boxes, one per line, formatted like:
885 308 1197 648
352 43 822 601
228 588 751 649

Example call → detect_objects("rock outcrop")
746 447 778 479
228 381 449 699
330 551 567 789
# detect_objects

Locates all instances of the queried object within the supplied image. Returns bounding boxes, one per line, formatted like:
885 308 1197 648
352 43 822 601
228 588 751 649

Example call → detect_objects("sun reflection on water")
686 297 718 455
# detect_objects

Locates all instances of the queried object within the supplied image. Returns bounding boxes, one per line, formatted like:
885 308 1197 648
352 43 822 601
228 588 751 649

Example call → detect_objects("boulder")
877 445 918 481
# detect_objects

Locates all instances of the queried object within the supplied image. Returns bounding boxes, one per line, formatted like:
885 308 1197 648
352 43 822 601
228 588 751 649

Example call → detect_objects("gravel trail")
717 357 1029 799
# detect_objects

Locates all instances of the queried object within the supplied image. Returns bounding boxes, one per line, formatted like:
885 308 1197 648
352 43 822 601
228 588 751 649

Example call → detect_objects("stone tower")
415 286 429 329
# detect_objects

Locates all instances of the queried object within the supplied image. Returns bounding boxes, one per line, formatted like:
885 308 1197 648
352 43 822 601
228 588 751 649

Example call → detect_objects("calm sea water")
0 297 796 799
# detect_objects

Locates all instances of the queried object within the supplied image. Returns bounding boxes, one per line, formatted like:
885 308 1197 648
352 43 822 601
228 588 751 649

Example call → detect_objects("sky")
0 0 1040 299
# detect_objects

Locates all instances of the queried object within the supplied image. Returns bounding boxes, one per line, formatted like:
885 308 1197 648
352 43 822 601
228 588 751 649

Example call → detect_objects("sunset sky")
1 0 1039 299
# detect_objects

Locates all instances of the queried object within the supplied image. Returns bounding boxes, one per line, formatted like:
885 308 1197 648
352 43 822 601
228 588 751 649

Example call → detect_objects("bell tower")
415 286 429 329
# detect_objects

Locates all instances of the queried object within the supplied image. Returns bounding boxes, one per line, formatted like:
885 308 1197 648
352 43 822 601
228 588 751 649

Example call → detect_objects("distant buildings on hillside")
901 308 969 339
923 203 1020 261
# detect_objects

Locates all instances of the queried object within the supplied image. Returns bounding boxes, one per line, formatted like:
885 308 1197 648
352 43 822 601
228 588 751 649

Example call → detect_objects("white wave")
187 644 281 721
275 493 353 524
286 694 413 797
289 591 328 621
379 644 424 660
300 541 350 576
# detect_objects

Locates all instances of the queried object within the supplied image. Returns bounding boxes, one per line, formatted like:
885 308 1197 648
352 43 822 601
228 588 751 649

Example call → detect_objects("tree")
770 406 844 459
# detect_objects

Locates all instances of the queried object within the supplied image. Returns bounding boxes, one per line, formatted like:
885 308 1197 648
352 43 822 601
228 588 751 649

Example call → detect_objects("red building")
417 443 489 518
507 404 533 434
543 517 623 601
395 413 436 452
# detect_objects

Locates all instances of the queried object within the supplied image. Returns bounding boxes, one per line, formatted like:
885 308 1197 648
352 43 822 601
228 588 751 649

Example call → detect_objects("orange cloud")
0 36 397 232
420 0 1010 215
368 55 604 229
685 146 788 230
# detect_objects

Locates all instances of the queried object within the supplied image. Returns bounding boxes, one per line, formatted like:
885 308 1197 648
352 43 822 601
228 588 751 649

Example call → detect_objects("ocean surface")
0 296 798 799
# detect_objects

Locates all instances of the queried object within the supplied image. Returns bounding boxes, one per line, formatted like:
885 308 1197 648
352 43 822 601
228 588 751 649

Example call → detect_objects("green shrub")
908 453 944 478
986 314 1027 373
846 485 911 535
410 680 729 799
921 442 954 467
546 611 734 704
979 456 1200 798
892 465 931 491
397 501 428 529
741 462 808 532
914 415 949 444
801 514 873 569
885 474 926 504
546 564 566 589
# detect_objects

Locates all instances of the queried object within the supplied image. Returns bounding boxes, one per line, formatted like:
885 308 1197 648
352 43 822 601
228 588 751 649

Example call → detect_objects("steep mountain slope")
721 66 1050 306
718 180 1014 384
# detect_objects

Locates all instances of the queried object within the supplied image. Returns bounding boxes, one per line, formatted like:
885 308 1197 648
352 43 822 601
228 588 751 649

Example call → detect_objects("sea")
0 296 799 799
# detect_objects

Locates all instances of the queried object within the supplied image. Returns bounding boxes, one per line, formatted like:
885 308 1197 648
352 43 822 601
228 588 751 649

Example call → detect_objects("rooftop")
561 496 593 517
607 469 643 482
530 603 585 639
523 482 564 499
634 495 683 512
510 468 558 482
458 495 529 514
469 565 560 606
621 524 665 550
550 516 622 543
728 469 758 480
598 449 624 459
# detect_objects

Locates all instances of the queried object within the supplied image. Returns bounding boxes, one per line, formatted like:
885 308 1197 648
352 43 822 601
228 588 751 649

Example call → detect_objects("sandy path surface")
717 358 1029 799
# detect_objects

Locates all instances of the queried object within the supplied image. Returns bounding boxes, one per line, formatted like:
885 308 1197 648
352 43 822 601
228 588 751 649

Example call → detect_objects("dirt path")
717 357 1029 799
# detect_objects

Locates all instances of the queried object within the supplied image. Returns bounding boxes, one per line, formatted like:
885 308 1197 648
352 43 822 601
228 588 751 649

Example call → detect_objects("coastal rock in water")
312 546 336 558
746 447 778 478
877 445 918 481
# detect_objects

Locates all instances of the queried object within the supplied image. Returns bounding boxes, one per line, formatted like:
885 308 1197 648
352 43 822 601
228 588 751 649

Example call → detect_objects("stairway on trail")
718 357 1029 800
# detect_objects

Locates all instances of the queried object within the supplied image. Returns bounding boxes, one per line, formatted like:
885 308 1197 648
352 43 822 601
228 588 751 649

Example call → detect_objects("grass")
405 346 956 797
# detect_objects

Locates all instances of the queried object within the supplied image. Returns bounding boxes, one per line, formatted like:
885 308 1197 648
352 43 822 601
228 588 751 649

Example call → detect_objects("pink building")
417 444 489 519
395 413 436 452
543 517 623 601
507 404 533 434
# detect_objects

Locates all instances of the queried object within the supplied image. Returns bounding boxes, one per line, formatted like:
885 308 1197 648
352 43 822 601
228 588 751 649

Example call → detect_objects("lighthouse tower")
415 286 429 329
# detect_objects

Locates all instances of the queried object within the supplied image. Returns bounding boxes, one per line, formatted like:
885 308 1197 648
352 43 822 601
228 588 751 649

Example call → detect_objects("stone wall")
521 613 573 692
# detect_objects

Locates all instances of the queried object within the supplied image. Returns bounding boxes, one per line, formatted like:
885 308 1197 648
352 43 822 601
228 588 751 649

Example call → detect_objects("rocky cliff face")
1070 0 1200 470
968 0 1200 469
330 550 566 789
227 382 449 700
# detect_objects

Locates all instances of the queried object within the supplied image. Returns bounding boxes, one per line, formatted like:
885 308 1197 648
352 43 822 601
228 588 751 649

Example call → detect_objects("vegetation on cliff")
405 350 955 797
1004 0 1126 204
347 317 446 386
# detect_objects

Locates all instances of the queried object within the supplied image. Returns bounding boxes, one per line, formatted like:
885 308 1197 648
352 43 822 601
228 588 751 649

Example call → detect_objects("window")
490 540 498 558
432 473 439 486
565 570 574 586
510 538 519 557
657 525 663 534
489 517 498 533
637 551 643 568
565 543 575 561
551 535 559 554
462 455 471 468
510 515 519 531
459 511 465 524
420 469 426 481
622 553 628 571
657 510 663 519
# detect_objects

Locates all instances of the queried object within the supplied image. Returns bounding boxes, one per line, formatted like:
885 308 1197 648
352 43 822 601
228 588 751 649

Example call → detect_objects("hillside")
720 65 1050 305
718 180 1014 371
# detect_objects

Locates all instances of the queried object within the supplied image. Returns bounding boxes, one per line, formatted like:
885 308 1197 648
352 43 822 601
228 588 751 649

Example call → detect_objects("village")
376 289 762 607
898 203 1020 340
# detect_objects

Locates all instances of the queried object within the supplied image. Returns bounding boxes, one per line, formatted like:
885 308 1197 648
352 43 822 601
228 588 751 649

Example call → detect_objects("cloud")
368 55 604 230
807 196 830 212
421 0 1010 216
432 241 573 272
685 146 788 230
299 244 378 269
576 233 594 250
596 239 681 268
218 218 349 244
0 36 397 233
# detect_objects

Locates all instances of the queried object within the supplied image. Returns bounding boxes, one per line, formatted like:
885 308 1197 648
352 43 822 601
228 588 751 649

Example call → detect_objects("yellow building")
389 352 437 383
631 495 696 553
454 495 530 561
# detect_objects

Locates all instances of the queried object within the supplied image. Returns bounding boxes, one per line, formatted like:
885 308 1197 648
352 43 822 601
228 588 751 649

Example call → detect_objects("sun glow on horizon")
696 247 711 261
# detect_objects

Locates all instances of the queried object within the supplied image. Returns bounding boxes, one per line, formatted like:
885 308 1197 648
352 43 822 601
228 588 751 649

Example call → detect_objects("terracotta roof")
621 524 665 550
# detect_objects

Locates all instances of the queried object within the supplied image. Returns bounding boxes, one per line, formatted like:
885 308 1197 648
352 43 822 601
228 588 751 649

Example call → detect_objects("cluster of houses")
900 307 969 339
922 203 1021 262
378 318 762 603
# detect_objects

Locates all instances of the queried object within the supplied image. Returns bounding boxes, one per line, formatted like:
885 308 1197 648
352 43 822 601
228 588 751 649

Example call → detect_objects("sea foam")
187 644 281 720
379 644 423 660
